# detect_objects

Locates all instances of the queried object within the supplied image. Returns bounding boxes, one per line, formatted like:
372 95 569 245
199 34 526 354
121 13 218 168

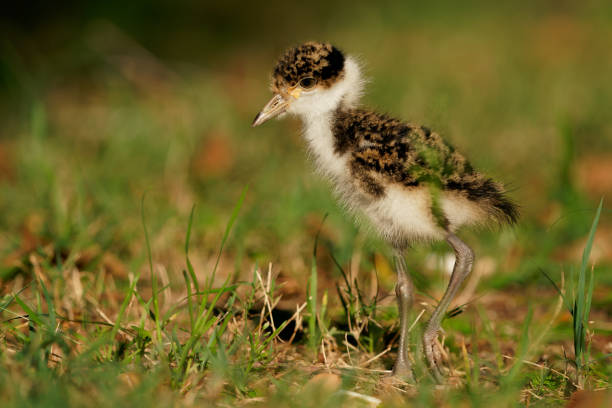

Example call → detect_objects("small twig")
321 341 329 369
286 303 306 345
95 307 115 326
525 388 544 401
255 265 277 334
435 336 449 362
345 333 354 366
408 309 426 333
360 346 392 368
502 354 578 388
336 390 381 407
337 362 391 373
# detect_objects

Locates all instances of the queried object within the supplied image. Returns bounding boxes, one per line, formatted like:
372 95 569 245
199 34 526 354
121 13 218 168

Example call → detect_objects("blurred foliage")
0 1 611 405
1 0 611 285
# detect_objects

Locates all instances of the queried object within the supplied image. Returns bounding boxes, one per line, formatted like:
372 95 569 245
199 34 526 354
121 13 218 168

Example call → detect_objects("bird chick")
253 41 518 382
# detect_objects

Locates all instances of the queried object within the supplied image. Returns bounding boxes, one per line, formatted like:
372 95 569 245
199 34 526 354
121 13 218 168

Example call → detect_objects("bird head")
252 42 363 127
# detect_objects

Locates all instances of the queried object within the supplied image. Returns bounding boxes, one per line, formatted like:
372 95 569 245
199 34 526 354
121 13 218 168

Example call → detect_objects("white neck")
293 57 364 181
334 56 364 109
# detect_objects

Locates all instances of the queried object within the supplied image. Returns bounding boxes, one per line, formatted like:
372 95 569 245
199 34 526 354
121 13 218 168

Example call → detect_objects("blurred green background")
1 2 612 406
1 0 611 301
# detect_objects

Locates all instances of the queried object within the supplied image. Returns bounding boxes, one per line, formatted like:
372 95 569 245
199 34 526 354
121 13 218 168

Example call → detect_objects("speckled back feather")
331 109 518 225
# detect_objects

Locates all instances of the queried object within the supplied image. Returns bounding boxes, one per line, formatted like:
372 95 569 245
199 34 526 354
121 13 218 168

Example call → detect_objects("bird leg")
391 249 415 381
423 232 474 382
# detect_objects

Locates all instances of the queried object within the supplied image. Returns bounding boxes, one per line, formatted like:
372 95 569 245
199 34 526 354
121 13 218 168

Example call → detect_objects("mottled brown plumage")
333 108 518 225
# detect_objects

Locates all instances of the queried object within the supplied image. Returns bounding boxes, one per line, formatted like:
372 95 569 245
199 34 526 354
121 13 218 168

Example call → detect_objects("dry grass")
1 2 612 406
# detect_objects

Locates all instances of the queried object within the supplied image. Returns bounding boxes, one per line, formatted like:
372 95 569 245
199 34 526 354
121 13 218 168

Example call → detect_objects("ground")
1 2 611 407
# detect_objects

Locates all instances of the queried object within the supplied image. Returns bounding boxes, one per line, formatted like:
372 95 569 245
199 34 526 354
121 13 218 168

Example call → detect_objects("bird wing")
334 109 518 223
334 109 472 190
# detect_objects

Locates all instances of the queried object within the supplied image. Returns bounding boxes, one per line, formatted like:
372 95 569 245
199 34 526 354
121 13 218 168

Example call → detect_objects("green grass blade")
14 295 45 327
175 186 248 382
569 265 575 314
202 186 247 307
205 294 236 353
308 245 318 350
335 282 350 320
579 200 602 330
585 266 594 332
37 278 56 332
307 214 327 350
329 249 351 289
505 305 533 383
183 270 195 331
185 204 200 295
574 198 603 372
141 193 162 344
477 305 504 374
579 199 603 280
111 270 142 340
539 267 572 313
0 283 33 313
178 275 232 378
576 265 586 367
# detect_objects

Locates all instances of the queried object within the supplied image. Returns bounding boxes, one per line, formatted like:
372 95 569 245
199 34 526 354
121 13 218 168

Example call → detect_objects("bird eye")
298 77 317 90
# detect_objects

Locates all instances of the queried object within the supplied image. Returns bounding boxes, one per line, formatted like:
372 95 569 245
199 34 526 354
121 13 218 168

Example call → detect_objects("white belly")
301 112 483 244
339 183 446 243
336 179 485 244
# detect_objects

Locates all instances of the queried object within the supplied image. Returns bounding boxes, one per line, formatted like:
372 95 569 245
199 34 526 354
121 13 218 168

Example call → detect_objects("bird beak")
252 94 289 127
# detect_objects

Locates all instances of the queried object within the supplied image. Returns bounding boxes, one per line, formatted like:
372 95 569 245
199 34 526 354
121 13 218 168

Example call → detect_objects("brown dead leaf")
72 246 128 279
101 252 128 280
2 214 47 274
21 214 45 253
304 372 342 394
576 155 612 200
190 132 235 180
567 390 612 408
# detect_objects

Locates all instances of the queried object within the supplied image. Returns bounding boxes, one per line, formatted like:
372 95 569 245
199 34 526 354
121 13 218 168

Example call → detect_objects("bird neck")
297 57 364 179
336 56 364 110
302 110 348 181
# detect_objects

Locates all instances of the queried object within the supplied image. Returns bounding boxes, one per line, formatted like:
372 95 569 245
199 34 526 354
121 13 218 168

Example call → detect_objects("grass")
542 198 604 388
1 1 612 407
1 192 609 407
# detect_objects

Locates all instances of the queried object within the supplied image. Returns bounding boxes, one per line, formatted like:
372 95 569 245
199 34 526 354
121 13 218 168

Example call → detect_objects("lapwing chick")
253 42 518 381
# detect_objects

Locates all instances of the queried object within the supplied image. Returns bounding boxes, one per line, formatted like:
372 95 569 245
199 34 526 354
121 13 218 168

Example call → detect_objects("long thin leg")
391 248 415 381
423 232 474 381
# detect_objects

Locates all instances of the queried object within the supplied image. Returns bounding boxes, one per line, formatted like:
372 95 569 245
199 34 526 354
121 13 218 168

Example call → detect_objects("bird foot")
391 359 415 383
423 332 444 383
